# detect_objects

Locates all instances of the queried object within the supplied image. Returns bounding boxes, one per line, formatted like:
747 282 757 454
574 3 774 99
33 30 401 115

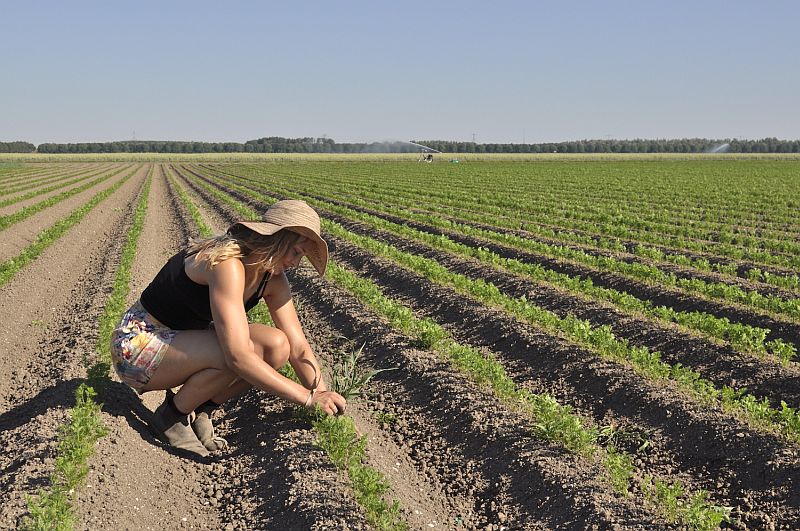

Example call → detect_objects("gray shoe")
150 396 210 458
192 407 229 452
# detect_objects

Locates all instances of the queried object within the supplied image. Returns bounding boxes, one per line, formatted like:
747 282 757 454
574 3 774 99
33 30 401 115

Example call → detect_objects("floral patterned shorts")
110 300 177 390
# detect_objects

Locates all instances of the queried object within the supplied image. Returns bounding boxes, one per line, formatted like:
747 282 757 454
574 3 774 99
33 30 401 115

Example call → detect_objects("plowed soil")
3 162 799 531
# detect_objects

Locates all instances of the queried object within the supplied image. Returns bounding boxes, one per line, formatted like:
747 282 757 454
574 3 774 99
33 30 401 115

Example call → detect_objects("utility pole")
472 133 476 143
523 129 526 144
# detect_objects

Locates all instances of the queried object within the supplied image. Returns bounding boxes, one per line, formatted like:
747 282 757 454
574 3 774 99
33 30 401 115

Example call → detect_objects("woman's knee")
251 324 290 368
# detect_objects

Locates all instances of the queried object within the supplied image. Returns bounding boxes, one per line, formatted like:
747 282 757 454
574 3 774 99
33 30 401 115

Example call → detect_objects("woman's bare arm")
207 259 311 405
265 272 329 392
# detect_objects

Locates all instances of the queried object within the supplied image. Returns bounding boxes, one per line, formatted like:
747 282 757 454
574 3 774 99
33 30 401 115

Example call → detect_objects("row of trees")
37 141 248 154
36 138 423 154
11 137 800 154
413 138 800 154
245 137 424 153
0 141 36 153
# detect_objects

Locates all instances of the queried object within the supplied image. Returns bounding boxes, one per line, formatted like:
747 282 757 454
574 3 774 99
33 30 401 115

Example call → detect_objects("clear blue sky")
2 1 798 145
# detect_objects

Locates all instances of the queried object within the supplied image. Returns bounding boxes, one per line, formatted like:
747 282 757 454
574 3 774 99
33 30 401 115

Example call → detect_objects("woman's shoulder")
186 254 245 286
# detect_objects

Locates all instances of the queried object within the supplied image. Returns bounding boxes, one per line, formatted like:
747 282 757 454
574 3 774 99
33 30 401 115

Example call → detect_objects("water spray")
706 143 730 154
406 141 441 153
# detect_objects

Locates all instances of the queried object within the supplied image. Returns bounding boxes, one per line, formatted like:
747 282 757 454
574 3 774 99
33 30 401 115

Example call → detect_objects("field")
0 157 798 530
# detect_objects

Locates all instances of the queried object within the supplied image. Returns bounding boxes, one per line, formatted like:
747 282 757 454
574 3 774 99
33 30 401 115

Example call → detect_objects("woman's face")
273 237 312 274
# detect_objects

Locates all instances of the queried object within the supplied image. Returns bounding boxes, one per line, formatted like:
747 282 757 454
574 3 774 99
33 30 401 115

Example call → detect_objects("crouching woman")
110 199 346 457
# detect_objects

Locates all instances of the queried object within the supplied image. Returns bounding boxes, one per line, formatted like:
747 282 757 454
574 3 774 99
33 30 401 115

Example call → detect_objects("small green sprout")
329 343 397 401
375 411 398 425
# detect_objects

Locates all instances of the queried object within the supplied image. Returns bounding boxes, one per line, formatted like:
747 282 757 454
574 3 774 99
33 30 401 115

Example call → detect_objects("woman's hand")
308 390 347 416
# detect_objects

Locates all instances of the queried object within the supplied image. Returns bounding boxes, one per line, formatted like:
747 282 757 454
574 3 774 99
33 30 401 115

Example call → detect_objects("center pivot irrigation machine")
408 141 440 162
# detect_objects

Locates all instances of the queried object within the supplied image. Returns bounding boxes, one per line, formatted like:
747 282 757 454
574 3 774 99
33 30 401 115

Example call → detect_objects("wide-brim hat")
229 199 328 276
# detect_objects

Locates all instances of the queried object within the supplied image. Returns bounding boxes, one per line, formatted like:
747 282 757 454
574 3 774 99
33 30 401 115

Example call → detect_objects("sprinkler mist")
405 141 441 153
706 143 730 153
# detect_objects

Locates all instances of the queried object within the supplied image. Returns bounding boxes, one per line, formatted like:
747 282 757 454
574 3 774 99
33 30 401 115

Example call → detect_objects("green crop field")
2 157 799 529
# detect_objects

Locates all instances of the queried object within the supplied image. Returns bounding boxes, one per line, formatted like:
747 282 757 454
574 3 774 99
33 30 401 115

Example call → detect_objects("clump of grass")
375 411 398 425
328 343 397 400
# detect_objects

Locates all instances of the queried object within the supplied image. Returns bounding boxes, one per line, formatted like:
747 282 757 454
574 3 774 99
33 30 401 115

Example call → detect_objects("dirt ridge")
0 165 148 528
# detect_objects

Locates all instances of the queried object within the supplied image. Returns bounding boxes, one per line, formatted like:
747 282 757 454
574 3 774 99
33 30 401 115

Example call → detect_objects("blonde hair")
187 225 303 272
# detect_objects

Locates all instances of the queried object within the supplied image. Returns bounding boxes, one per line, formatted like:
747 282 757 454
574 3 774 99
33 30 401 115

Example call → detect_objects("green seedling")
329 343 397 401
375 411 398 425
598 422 652 454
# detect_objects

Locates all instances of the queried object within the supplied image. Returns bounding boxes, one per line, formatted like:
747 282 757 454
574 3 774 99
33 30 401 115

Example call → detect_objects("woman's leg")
142 324 291 413
209 323 291 404
141 324 290 455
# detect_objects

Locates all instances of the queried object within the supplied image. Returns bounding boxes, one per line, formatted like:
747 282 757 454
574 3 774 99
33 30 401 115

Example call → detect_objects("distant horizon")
8 135 800 147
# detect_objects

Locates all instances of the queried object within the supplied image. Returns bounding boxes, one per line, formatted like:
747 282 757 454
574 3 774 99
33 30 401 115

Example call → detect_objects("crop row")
0 164 106 196
0 166 130 232
0 167 139 287
0 164 71 187
0 165 124 209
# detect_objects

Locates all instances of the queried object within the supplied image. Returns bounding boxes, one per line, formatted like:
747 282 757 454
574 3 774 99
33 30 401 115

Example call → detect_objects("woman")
111 199 346 457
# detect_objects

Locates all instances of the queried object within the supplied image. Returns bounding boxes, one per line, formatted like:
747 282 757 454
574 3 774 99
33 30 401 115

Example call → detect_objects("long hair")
186 225 302 272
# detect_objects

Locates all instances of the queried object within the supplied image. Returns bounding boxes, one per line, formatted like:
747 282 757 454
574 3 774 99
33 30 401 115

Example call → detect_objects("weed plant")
328 343 398 400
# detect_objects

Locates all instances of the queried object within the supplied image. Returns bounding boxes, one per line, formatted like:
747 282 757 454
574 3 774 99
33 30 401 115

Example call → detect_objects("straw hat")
230 200 328 275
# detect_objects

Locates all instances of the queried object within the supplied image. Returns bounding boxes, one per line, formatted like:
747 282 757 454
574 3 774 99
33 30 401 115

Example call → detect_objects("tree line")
413 138 800 154
0 141 36 153
5 137 800 154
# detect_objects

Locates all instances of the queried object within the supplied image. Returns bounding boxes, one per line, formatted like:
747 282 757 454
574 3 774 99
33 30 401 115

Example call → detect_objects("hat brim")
232 221 328 276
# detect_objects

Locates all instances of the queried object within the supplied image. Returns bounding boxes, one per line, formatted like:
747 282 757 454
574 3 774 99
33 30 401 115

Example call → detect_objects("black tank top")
140 249 270 330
